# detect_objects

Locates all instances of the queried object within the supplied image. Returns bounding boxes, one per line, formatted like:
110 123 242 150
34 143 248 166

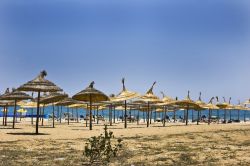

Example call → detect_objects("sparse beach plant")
83 125 123 165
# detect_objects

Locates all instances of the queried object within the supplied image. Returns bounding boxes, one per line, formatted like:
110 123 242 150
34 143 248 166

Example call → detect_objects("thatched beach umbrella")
195 92 207 125
233 101 245 122
0 98 15 126
112 78 139 128
73 81 109 130
203 97 219 125
174 91 201 126
17 70 62 134
40 92 68 128
55 98 80 125
139 82 161 127
216 97 230 123
0 88 32 129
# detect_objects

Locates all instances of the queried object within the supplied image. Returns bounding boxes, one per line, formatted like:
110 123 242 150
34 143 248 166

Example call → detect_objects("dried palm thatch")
55 98 81 106
0 88 32 101
40 92 68 105
73 81 109 130
73 81 109 102
17 71 62 92
173 91 201 126
17 70 62 134
112 78 139 102
139 82 161 103
0 88 32 129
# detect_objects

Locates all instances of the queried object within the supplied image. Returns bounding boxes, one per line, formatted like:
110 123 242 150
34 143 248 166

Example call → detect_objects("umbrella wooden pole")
186 105 189 126
244 110 246 122
217 110 220 124
197 110 200 125
147 102 150 127
137 110 140 125
67 107 70 125
229 110 232 121
60 106 62 123
85 104 88 127
76 108 79 123
150 108 152 124
35 91 41 134
124 100 127 128
2 106 5 126
174 110 176 123
12 100 17 129
110 106 112 126
208 109 211 125
31 108 34 125
163 107 167 127
113 106 116 124
97 107 99 124
5 106 8 126
224 109 227 124
89 95 93 130
42 105 45 126
154 110 157 122
129 107 132 123
52 104 55 128
238 110 240 121
192 110 194 122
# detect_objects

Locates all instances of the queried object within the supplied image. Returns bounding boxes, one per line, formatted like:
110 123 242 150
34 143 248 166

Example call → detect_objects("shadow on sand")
7 132 50 136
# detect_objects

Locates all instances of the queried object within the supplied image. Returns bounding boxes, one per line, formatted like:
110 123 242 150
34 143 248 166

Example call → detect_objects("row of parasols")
1 71 250 135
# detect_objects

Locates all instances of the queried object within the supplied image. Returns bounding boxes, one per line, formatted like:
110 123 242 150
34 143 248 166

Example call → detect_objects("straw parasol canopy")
161 91 174 103
73 81 109 130
73 81 109 102
139 82 161 103
139 82 161 127
40 92 68 105
112 78 139 102
0 88 32 128
195 92 207 109
39 92 68 128
17 70 62 134
112 78 139 128
55 98 80 106
174 91 201 125
216 96 229 109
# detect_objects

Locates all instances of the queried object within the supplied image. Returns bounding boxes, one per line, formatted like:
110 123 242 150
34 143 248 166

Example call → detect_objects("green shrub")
83 125 123 165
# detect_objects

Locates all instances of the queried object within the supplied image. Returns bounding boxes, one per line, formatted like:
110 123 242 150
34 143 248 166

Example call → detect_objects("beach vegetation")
83 125 123 165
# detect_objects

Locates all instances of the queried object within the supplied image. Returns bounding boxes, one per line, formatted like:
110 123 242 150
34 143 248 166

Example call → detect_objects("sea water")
0 105 249 122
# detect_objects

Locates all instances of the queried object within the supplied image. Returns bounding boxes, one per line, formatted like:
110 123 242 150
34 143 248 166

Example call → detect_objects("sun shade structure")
174 91 201 126
17 70 62 134
112 78 139 128
195 93 207 125
0 88 32 129
73 81 109 130
139 82 161 127
203 97 219 125
216 97 231 123
40 92 68 128
0 90 15 126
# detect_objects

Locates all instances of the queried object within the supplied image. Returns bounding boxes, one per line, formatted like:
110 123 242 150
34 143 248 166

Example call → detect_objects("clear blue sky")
0 0 249 104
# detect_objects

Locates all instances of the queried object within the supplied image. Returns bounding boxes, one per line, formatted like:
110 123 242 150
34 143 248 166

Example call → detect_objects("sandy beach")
1 119 250 165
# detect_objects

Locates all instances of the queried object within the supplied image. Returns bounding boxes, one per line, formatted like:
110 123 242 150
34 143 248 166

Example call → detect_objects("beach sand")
1 119 250 165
